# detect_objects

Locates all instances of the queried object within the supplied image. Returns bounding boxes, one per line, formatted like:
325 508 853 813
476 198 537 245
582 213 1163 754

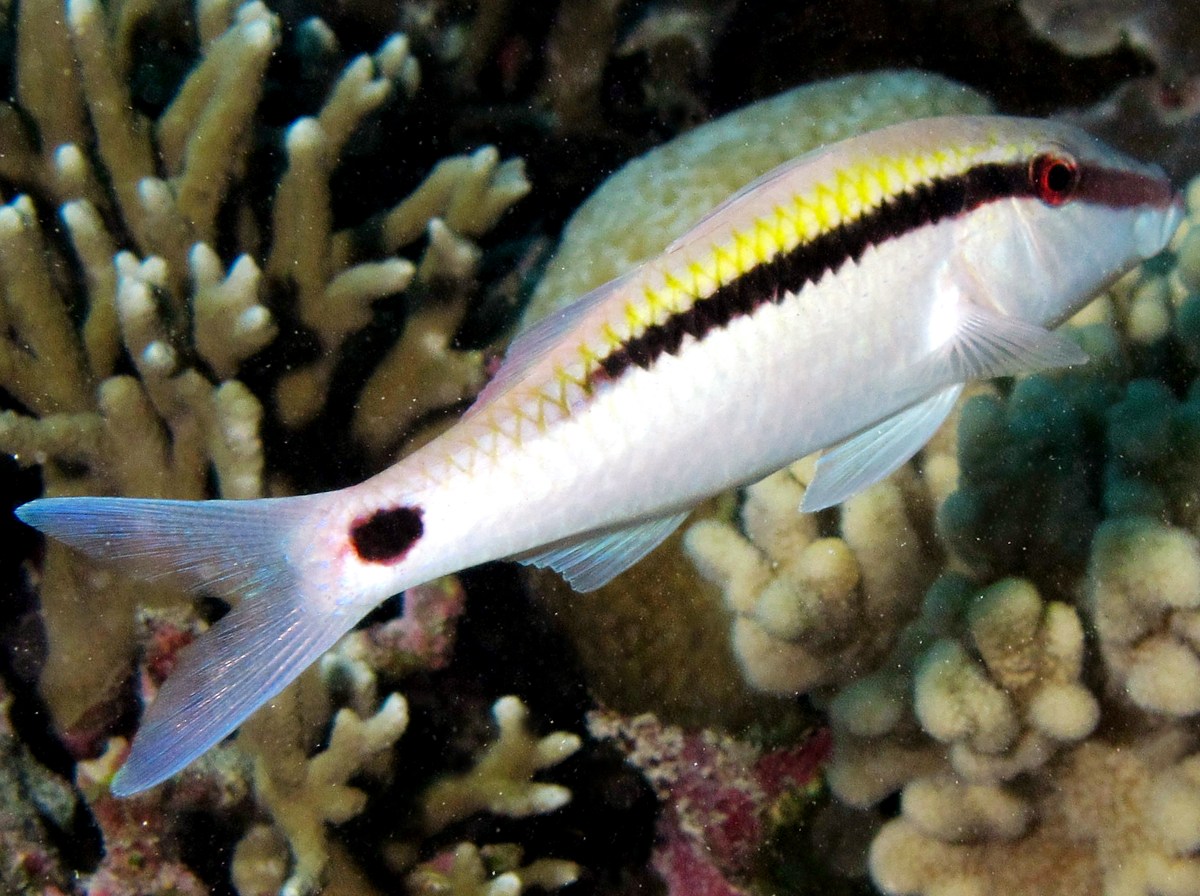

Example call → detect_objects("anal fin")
520 511 690 592
801 384 963 512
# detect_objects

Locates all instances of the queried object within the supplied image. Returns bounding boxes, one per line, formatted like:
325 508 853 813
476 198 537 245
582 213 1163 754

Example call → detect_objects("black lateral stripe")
596 161 1032 383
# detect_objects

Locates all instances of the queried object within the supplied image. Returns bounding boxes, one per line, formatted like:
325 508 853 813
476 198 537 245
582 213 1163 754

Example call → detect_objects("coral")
1088 517 1200 716
685 460 941 695
322 579 467 692
423 695 581 830
1016 0 1200 80
235 679 409 896
869 732 1200 896
825 576 1098 809
408 842 579 896
75 739 231 896
2 0 526 734
1031 0 1200 180
0 678 76 895
588 709 830 896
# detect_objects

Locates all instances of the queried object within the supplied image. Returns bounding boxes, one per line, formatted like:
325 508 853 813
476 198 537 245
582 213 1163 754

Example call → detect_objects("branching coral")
1088 517 1200 716
870 732 1200 896
2 0 527 735
825 576 1098 809
408 842 580 896
423 695 581 830
236 682 409 896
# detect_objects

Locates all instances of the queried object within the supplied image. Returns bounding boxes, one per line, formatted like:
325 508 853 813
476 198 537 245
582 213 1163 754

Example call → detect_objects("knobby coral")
671 172 1200 894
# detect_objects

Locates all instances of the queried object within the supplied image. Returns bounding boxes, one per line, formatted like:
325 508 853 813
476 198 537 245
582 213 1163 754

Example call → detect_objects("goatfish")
16 116 1182 795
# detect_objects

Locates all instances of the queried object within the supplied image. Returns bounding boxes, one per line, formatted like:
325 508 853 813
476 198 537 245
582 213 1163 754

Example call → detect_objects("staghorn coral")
423 695 582 830
2 0 526 735
235 679 409 896
408 842 580 896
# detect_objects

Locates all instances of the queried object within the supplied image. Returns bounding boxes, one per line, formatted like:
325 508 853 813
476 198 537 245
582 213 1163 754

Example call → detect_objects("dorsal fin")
465 267 639 419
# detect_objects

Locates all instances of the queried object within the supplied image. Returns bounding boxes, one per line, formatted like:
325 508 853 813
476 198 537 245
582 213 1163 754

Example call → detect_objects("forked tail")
16 494 373 795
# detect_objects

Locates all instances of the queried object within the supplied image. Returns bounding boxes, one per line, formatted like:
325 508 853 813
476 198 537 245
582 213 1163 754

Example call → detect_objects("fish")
15 115 1182 795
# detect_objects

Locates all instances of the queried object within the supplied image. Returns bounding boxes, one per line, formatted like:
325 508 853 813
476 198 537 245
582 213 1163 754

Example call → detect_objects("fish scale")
14 115 1182 794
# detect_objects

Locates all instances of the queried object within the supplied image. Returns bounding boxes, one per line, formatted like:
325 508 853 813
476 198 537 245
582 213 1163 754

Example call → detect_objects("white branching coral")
423 696 582 830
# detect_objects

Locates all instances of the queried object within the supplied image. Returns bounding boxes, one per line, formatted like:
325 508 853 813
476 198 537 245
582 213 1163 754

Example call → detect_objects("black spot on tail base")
350 505 424 564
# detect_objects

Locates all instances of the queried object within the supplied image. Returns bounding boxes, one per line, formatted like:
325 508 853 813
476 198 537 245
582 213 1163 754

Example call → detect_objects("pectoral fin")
520 511 690 592
917 304 1088 390
801 384 963 512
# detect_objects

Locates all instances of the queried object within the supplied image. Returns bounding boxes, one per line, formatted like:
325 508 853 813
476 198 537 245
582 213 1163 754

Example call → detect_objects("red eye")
1029 153 1079 206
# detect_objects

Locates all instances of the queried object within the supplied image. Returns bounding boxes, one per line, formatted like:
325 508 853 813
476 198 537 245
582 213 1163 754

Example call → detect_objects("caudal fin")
16 494 373 795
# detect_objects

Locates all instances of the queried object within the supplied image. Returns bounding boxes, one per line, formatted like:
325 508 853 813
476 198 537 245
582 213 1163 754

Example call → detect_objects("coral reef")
0 678 77 895
7 0 1200 892
0 0 526 735
669 170 1200 894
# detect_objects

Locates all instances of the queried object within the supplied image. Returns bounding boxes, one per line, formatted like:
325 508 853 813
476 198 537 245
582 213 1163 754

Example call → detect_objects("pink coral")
83 794 208 896
589 710 830 895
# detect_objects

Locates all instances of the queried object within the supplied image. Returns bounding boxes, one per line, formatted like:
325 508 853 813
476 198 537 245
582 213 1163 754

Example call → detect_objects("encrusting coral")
0 0 527 735
588 709 831 896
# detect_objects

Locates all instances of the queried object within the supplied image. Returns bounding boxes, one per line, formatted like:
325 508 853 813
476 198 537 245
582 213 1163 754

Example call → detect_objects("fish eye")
1029 151 1079 206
